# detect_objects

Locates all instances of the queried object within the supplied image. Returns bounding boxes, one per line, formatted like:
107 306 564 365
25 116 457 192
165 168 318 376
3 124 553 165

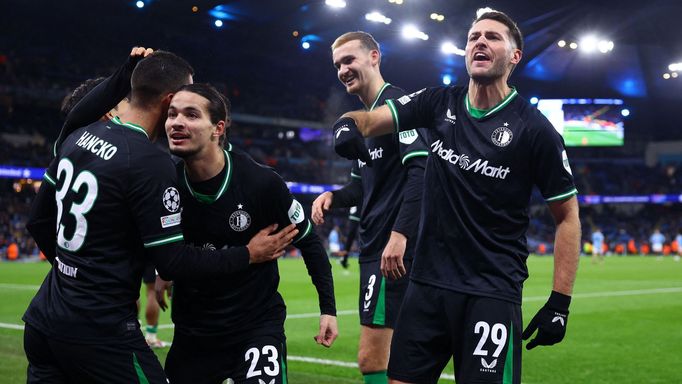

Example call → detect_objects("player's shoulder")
510 94 556 135
231 150 283 187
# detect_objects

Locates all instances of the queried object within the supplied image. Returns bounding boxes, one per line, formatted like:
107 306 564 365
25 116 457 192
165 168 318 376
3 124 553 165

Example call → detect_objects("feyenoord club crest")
229 204 251 232
491 123 513 147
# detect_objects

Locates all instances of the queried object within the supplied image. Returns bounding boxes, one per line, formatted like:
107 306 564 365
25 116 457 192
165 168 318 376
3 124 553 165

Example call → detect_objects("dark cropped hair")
175 83 231 146
61 77 106 117
474 11 524 51
130 50 194 107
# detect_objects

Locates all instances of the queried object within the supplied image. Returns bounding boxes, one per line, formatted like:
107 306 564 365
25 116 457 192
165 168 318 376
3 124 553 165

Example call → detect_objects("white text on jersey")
75 131 118 160
431 140 511 180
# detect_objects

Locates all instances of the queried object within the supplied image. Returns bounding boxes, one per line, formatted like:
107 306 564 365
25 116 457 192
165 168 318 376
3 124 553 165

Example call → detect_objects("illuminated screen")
536 98 625 146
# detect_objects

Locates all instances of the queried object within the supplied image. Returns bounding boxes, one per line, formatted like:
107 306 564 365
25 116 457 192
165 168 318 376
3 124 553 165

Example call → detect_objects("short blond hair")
331 31 381 60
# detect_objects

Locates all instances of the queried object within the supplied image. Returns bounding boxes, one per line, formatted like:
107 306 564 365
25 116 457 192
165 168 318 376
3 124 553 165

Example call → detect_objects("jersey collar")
465 87 518 119
183 149 233 204
367 82 391 111
111 116 149 138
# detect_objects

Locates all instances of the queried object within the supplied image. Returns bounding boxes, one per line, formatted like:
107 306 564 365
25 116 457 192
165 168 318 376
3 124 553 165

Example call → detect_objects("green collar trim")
111 116 149 138
183 150 232 204
465 87 518 119
367 83 391 111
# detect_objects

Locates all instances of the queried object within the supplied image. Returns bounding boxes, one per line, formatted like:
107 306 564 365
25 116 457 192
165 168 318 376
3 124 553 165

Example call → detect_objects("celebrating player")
331 11 581 384
312 31 428 384
156 83 337 384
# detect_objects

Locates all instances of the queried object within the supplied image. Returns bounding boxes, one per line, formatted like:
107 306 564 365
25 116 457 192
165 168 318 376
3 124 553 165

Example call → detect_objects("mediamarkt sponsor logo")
431 140 511 180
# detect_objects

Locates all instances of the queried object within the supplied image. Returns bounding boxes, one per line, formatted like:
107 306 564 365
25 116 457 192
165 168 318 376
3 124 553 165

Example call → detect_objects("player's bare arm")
311 191 334 225
380 231 407 280
548 195 581 295
343 104 394 137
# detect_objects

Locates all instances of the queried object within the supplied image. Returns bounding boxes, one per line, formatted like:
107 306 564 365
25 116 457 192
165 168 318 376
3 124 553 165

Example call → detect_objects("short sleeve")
43 158 59 186
127 151 184 248
385 87 446 133
530 115 578 202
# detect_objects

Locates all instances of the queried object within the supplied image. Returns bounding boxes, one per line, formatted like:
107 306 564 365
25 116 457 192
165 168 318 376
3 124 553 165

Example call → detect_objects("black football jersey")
355 83 428 262
23 117 184 343
386 86 577 303
172 150 334 337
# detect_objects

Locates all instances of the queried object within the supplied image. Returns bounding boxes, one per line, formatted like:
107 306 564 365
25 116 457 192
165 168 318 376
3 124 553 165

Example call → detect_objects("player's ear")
161 93 174 109
213 120 226 139
510 48 522 65
370 49 380 66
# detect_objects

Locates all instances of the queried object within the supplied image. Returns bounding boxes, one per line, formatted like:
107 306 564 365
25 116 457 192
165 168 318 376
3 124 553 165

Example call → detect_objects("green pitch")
1 256 681 383
563 124 624 146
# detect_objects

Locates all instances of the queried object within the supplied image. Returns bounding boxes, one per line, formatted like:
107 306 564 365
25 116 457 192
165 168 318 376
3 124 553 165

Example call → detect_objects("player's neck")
358 75 386 110
184 147 225 182
467 79 512 110
117 107 163 141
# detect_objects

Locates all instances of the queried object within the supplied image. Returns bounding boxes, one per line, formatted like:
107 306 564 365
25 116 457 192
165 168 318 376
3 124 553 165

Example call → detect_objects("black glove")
522 290 571 350
333 117 372 166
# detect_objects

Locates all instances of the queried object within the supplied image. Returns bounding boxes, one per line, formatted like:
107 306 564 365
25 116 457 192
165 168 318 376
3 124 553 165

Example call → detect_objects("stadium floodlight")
530 97 539 105
302 41 311 49
441 74 452 85
441 41 465 56
325 0 346 8
557 40 566 48
136 1 145 8
621 109 630 117
388 0 404 4
663 73 671 79
476 7 495 18
569 42 578 50
598 40 614 53
402 25 429 41
672 72 679 78
214 19 223 27
365 12 392 25
669 63 682 72
579 36 597 53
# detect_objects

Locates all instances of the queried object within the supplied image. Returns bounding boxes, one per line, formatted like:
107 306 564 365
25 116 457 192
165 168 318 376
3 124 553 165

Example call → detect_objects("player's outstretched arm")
314 314 339 348
522 196 580 350
342 104 394 137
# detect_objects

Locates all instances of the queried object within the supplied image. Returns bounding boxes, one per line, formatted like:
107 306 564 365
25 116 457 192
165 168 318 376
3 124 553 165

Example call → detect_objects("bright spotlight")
430 13 438 20
530 97 539 105
302 41 311 49
136 1 145 8
598 40 614 53
663 73 671 79
569 42 578 50
476 7 495 18
621 109 630 117
442 74 452 85
365 12 392 24
672 72 679 78
402 25 429 41
669 63 682 71
441 42 465 56
580 36 597 53
325 0 346 8
214 19 223 27
557 40 566 48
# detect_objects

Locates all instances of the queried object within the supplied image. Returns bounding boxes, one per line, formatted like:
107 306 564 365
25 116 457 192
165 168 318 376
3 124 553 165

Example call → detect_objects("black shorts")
387 282 522 384
359 258 411 328
142 261 156 284
24 324 167 384
165 330 287 384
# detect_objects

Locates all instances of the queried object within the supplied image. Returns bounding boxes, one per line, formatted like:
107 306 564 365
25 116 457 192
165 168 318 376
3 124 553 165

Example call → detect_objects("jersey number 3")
55 158 98 252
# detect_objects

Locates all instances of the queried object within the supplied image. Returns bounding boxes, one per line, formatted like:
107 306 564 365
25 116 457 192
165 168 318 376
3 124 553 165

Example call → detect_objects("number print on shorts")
363 274 376 310
245 345 280 379
473 321 508 358
55 158 99 251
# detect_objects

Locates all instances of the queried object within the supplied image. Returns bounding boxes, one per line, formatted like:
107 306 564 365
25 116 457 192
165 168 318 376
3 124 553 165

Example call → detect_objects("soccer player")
591 227 605 264
675 230 682 262
331 11 581 383
650 228 665 258
23 50 297 383
312 31 428 384
156 83 337 384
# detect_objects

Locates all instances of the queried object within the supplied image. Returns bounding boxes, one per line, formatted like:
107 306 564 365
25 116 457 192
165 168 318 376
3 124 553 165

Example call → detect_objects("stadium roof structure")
2 0 681 138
